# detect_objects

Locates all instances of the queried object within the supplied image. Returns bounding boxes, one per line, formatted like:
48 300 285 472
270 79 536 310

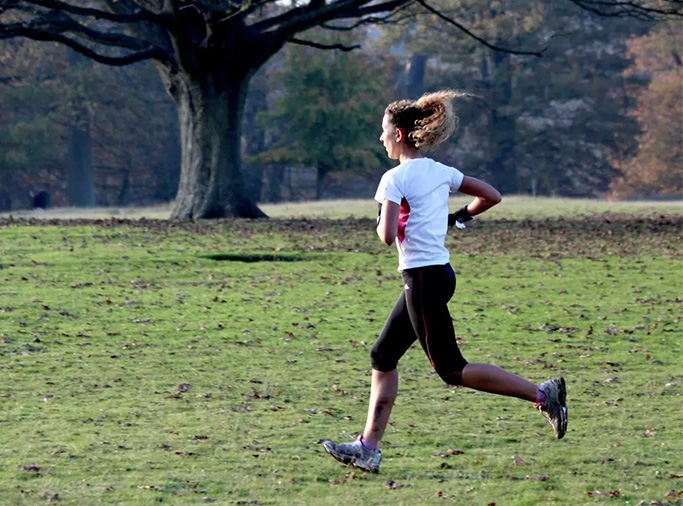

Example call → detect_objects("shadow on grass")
202 253 310 263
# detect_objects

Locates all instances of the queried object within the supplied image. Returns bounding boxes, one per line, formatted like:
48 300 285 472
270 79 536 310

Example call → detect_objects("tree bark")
316 166 328 200
485 51 517 194
67 118 96 207
117 170 130 206
167 70 267 219
264 165 285 202
405 53 427 99
67 50 96 207
244 87 267 203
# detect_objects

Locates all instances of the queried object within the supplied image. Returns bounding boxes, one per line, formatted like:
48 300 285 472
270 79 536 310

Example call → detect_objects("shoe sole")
554 378 568 439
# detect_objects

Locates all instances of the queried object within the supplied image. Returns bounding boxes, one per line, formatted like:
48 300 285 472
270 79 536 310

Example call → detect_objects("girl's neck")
399 147 423 164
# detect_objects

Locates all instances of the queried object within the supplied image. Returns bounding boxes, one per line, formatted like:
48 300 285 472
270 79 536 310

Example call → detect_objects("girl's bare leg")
461 363 537 402
362 369 398 447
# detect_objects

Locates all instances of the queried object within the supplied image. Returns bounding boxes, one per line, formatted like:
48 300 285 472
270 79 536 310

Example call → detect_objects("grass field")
0 203 681 506
2 195 682 221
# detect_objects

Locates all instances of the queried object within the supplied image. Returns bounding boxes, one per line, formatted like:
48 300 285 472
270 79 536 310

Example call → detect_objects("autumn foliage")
609 23 683 199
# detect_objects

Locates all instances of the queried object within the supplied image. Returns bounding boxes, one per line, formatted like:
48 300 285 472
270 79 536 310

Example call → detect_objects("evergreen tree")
259 32 392 200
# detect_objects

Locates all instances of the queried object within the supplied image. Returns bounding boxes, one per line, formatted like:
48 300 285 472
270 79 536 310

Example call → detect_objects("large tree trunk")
243 87 267 203
167 70 266 219
485 51 517 194
316 169 324 200
67 119 96 207
264 165 285 203
316 165 332 200
405 53 427 99
67 50 96 207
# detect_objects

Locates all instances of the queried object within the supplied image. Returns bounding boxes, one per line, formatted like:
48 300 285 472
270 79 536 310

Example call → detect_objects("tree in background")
380 0 649 196
3 1 678 217
257 31 392 200
0 0 431 218
609 21 683 198
0 39 178 210
0 40 65 210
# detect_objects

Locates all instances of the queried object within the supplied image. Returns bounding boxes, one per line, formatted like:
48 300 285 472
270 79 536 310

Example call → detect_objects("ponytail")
385 89 470 150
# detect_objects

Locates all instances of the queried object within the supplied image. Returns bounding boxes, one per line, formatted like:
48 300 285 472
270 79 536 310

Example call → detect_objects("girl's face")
380 113 401 160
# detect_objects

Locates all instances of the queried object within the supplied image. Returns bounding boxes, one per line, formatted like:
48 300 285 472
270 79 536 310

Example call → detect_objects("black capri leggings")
370 263 468 385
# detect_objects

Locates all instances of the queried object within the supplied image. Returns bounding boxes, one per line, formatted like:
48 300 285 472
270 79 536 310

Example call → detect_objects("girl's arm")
377 199 400 246
458 176 502 216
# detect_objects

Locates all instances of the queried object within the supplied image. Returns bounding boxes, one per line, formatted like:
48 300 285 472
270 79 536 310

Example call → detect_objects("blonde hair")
385 90 469 150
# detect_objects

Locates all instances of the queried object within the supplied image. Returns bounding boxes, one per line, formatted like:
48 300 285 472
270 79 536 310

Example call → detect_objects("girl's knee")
435 357 468 386
370 346 397 372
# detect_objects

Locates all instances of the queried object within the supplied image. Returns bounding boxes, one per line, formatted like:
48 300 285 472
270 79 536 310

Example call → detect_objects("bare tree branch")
288 36 360 51
251 1 371 33
567 0 682 20
31 10 159 51
0 23 172 65
266 0 415 42
320 4 413 31
339 0 416 18
417 0 545 57
5 0 168 25
215 0 275 23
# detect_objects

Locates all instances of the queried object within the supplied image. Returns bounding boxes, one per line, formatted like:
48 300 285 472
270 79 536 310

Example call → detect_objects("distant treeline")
0 0 680 211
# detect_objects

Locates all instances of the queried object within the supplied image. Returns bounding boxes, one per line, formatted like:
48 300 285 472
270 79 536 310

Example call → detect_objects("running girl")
321 90 568 474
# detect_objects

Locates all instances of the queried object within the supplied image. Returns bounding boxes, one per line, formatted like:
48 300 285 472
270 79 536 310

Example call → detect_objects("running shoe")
537 377 568 439
321 435 382 473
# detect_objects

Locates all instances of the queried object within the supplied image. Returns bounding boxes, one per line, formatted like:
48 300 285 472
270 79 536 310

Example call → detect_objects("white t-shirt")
374 158 464 271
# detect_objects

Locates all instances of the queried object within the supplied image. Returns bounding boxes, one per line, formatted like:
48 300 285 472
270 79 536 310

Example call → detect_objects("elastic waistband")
402 263 450 273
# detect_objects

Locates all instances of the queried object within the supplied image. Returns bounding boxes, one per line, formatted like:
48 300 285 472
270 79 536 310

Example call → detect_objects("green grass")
2 195 681 220
0 211 681 506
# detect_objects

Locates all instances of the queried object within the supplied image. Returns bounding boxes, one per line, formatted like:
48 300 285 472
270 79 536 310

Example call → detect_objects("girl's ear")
395 127 406 143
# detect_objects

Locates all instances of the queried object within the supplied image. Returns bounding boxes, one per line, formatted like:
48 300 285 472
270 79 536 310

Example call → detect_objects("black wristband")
448 205 473 227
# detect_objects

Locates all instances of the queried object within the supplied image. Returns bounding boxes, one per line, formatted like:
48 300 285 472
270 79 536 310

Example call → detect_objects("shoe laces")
342 431 359 442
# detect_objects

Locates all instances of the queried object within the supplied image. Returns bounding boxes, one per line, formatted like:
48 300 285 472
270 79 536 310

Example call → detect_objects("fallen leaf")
512 455 525 466
20 464 46 472
385 479 409 489
587 490 620 498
